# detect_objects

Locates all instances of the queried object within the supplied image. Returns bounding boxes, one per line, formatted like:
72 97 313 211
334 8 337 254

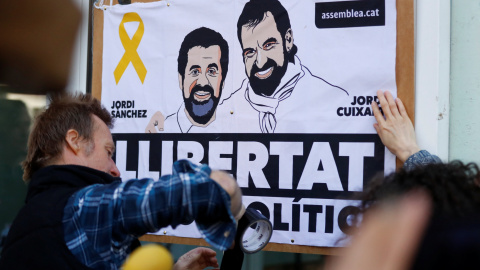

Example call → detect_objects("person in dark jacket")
0 93 244 270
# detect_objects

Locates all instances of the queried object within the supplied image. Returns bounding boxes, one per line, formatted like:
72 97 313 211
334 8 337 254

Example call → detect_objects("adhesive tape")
237 208 273 254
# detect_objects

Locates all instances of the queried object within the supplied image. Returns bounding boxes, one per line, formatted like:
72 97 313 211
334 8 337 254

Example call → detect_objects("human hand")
209 171 245 220
325 190 432 270
173 247 219 270
122 244 173 270
145 111 165 133
372 90 420 163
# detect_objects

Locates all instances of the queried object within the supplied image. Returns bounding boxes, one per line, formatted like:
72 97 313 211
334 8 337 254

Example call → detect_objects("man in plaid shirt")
0 93 243 270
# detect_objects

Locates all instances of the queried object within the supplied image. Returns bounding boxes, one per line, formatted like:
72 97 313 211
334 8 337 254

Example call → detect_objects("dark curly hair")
348 161 480 269
357 161 480 218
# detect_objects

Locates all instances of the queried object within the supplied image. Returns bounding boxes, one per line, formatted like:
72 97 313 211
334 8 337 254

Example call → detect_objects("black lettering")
325 205 334 233
111 101 115 109
112 133 385 201
273 203 289 231
121 110 126 118
115 111 121 118
366 96 373 105
338 205 360 235
132 110 137 118
292 204 300 232
344 107 352 116
337 107 344 116
127 110 131 118
115 101 121 109
364 107 372 116
121 101 126 108
247 202 270 220
141 110 147 118
111 111 115 118
357 96 365 105
355 107 364 116
303 205 323 233
351 96 357 105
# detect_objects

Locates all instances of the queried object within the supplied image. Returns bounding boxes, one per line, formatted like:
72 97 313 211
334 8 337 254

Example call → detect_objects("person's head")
22 93 120 182
358 161 480 217
237 0 298 97
355 162 480 269
177 27 229 125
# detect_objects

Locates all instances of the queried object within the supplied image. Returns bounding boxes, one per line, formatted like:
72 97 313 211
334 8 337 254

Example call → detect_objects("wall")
414 0 451 161
66 0 90 94
449 0 480 163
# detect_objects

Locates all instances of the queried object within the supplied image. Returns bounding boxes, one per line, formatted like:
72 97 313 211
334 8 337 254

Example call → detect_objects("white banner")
101 0 397 247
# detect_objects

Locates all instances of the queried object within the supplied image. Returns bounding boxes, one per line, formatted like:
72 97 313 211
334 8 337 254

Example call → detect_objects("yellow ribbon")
114 12 147 84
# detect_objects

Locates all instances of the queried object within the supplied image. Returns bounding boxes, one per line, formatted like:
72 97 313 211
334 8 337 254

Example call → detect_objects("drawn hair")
237 0 297 63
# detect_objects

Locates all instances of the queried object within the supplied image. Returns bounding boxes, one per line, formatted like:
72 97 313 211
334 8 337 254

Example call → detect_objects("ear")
65 129 81 155
178 73 183 90
284 28 294 53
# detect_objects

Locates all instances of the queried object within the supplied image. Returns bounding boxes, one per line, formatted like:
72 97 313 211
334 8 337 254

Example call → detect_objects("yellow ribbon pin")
114 12 147 84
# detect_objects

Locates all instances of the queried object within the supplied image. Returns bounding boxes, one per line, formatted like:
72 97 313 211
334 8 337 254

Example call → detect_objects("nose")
197 71 209 86
110 161 121 177
255 49 266 69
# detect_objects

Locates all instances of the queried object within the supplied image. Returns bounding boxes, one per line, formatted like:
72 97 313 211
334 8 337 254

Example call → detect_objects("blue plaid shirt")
404 150 442 170
62 160 236 269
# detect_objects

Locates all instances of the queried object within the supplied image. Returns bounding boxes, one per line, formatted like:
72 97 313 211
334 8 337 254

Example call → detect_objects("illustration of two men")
146 0 349 134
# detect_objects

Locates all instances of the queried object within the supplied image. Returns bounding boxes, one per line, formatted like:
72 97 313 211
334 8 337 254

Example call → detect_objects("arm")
210 170 244 220
63 160 239 268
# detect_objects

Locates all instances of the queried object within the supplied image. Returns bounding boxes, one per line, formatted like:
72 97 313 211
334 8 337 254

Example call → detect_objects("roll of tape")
238 208 273 254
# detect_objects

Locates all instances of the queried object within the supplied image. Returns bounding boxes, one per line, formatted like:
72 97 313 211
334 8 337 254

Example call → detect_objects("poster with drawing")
101 0 397 247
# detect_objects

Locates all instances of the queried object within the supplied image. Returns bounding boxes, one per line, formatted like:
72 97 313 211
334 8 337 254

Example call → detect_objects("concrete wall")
449 0 480 163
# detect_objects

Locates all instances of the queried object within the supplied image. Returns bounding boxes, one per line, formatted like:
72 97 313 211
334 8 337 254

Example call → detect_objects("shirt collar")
27 165 118 202
176 103 194 133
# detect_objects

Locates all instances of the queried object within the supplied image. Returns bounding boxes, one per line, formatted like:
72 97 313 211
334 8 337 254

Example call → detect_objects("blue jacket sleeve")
403 150 442 171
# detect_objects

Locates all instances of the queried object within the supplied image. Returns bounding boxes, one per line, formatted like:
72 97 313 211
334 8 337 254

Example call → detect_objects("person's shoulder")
161 111 182 133
218 79 248 106
301 66 349 96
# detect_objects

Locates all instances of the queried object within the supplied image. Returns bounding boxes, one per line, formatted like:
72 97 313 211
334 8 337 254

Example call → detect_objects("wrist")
397 145 421 163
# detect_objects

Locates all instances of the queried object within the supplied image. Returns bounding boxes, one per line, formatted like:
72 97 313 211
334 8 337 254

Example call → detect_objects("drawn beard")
184 84 219 125
249 56 288 97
